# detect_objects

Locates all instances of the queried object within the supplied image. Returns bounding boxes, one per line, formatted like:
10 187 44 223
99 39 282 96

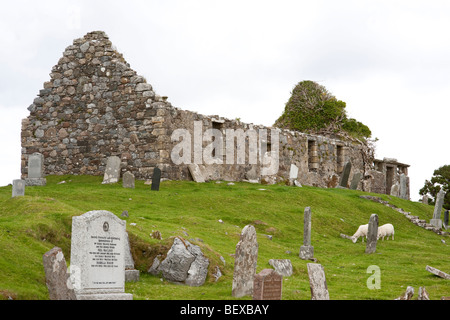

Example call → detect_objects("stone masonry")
21 31 410 196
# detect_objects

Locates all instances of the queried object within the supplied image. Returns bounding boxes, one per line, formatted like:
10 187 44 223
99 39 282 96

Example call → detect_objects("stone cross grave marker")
122 171 135 189
350 172 361 190
232 225 258 298
253 269 282 300
299 207 314 260
102 156 121 184
430 188 445 229
43 247 76 300
307 263 329 300
151 167 161 191
12 179 25 197
365 214 379 254
70 210 132 300
25 152 47 186
339 162 351 188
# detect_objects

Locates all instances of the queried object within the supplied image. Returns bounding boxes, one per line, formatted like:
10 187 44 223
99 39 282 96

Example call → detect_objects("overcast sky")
1 0 449 200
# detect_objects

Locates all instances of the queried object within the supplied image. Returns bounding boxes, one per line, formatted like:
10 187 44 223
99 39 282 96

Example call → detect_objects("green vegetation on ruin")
0 175 448 300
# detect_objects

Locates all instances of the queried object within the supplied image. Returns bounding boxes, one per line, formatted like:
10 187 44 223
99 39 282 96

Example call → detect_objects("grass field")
0 175 448 300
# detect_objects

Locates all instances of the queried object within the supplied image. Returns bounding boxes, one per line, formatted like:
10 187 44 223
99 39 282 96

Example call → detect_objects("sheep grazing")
351 224 368 243
377 223 394 241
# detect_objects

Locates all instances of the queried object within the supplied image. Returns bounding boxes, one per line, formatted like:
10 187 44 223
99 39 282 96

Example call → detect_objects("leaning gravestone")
253 269 282 300
350 172 361 190
69 210 132 300
339 162 351 188
299 207 314 260
122 171 135 189
25 152 47 186
102 156 121 184
43 247 76 300
268 259 293 277
232 225 258 298
365 214 379 254
12 179 25 198
151 167 161 191
188 164 205 183
430 189 445 229
307 263 329 300
124 232 139 282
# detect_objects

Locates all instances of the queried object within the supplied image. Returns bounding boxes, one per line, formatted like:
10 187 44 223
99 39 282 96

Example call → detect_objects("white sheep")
351 224 368 243
377 223 394 241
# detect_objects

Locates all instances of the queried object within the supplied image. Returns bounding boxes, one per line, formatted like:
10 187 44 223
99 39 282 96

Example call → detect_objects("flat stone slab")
426 265 450 280
268 259 293 277
188 164 205 183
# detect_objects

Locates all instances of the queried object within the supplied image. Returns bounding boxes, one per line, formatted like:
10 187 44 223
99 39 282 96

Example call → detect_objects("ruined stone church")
20 31 410 199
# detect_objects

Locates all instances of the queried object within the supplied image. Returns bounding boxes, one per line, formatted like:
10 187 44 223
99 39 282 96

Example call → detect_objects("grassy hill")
0 175 448 300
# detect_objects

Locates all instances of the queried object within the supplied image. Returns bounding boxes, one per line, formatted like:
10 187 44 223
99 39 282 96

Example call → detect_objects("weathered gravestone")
339 162 351 188
122 171 135 189
307 263 329 300
232 225 258 298
299 207 314 260
350 172 362 190
124 232 139 282
426 265 450 280
390 182 400 197
422 195 429 205
69 210 132 300
430 188 445 229
102 156 121 184
12 179 25 198
253 269 282 300
289 163 299 180
43 247 76 300
188 163 205 183
268 259 293 277
147 237 209 286
365 214 379 254
25 152 47 186
151 167 161 191
399 173 408 200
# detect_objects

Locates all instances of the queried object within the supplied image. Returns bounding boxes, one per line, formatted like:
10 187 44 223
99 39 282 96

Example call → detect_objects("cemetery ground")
0 175 448 300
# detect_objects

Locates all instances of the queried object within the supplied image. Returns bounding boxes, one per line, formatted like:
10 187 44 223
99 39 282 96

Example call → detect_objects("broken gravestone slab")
43 247 76 300
307 263 329 300
268 259 293 277
426 265 450 280
148 237 209 287
102 156 121 184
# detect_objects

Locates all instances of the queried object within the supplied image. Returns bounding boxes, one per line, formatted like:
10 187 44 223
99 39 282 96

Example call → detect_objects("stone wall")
21 31 409 197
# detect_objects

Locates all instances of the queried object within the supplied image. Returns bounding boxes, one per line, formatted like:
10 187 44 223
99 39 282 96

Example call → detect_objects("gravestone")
12 179 25 197
188 164 205 183
102 156 121 184
289 164 299 180
299 207 314 260
253 269 282 300
43 247 76 300
151 167 161 191
124 232 139 282
307 263 329 300
399 173 407 199
232 225 258 298
268 259 293 277
122 171 135 189
430 189 445 228
365 214 379 254
444 210 449 229
25 152 47 186
69 210 132 300
422 195 429 205
390 182 399 197
339 162 351 188
350 172 361 190
426 265 450 280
